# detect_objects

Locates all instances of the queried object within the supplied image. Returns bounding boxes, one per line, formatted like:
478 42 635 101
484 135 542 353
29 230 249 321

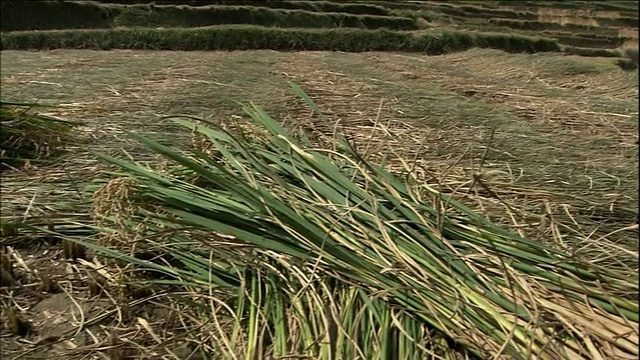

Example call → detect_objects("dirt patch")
538 13 601 27
619 27 639 39
1 241 205 359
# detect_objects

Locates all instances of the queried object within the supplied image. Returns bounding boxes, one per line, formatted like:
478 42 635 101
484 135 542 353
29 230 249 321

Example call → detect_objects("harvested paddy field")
1 48 637 359
1 0 639 359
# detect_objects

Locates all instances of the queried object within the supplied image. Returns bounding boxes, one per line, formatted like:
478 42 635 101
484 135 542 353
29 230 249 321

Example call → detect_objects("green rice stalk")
1 100 81 166
87 84 638 359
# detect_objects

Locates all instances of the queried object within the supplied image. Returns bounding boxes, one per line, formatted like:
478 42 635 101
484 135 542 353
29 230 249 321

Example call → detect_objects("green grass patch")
459 17 619 37
0 0 116 32
563 46 622 57
598 16 639 28
591 1 639 11
111 4 416 30
616 58 638 70
553 34 626 49
96 0 392 15
497 0 638 11
496 0 579 9
256 0 391 16
546 30 628 40
0 1 416 32
1 101 81 167
0 26 561 54
239 0 391 16
360 1 426 11
427 2 539 21
391 9 440 22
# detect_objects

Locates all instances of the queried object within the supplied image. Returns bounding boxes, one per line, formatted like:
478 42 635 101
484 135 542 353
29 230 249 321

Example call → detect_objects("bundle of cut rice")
1 100 80 167
88 86 638 360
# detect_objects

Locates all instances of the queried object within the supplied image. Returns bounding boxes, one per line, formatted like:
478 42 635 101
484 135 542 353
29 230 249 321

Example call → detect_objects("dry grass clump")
0 100 81 168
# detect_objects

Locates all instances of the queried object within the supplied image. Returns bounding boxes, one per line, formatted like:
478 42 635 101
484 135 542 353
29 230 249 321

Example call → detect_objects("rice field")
0 1 638 359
